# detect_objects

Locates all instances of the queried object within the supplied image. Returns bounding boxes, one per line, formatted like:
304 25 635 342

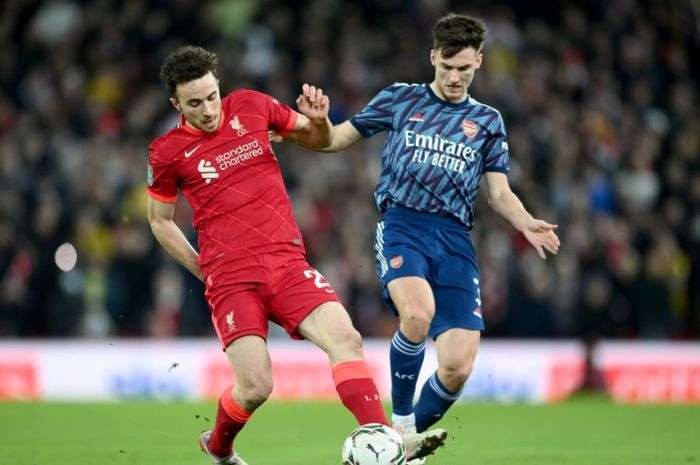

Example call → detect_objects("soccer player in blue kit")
294 12 561 456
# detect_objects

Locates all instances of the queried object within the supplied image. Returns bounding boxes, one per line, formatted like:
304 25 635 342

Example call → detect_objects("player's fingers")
535 244 546 259
315 87 323 105
308 85 317 103
548 235 560 250
543 241 558 255
302 83 309 98
550 231 561 248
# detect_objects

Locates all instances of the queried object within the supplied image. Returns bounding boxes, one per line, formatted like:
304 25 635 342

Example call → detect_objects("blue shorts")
374 207 484 338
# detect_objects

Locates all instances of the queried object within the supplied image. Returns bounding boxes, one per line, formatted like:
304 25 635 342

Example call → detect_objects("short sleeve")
483 113 510 174
259 92 296 135
146 147 178 203
350 85 397 138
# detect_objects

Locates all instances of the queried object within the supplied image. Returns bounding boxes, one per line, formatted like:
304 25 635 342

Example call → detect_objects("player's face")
172 71 222 133
430 47 482 103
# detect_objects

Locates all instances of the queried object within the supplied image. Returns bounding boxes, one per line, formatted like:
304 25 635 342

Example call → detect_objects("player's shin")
208 385 252 457
414 372 461 432
332 360 388 426
390 330 426 421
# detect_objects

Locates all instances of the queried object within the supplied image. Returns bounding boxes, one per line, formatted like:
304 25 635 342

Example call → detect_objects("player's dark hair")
433 13 487 58
160 45 219 96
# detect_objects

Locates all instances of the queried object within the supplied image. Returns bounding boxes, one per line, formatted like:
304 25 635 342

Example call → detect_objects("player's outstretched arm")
320 120 364 153
277 120 363 153
147 196 204 281
285 83 363 153
484 172 561 259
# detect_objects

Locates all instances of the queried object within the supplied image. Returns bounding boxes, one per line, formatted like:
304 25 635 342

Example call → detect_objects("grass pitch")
1 396 698 465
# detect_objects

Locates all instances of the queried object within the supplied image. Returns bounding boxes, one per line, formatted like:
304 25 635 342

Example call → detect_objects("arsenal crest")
390 256 404 269
462 120 478 139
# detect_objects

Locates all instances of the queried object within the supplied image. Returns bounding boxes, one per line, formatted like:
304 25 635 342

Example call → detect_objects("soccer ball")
341 423 406 465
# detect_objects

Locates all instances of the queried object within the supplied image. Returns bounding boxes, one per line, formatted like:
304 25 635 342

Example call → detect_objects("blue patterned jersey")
350 83 510 229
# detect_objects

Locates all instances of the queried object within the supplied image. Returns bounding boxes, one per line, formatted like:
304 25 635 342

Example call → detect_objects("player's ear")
170 97 182 112
430 49 437 67
475 49 484 69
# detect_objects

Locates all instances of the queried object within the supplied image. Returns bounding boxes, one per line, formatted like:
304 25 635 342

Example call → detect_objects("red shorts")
203 249 340 349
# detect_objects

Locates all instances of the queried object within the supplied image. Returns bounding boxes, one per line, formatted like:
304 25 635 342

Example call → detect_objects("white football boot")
392 415 447 464
199 430 249 465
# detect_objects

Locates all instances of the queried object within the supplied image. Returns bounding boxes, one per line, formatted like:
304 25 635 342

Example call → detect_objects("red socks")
209 362 385 457
208 386 252 458
333 360 388 426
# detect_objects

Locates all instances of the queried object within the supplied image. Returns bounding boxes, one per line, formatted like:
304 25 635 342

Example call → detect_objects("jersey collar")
425 83 472 110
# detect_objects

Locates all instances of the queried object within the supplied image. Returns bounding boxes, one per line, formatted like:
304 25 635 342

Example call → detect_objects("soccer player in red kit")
148 46 446 465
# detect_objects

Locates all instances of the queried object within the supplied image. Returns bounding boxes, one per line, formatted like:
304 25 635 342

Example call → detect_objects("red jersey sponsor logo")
462 120 478 139
197 160 219 184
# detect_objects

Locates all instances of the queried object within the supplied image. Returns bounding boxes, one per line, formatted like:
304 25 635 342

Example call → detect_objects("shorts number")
303 269 331 290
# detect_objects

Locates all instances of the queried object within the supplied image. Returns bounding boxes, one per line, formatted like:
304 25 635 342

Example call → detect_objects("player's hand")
295 83 330 124
522 218 560 259
268 130 283 143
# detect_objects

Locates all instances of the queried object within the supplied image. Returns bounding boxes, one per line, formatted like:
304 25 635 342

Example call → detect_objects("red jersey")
147 89 303 274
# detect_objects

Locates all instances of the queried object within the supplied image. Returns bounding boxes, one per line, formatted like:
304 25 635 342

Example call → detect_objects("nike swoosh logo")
184 144 202 158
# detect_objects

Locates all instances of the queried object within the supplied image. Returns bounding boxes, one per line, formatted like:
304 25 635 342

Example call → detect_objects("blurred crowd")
0 0 698 340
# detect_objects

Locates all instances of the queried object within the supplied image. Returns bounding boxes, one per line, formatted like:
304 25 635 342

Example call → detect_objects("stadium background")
1 0 698 342
1 1 699 464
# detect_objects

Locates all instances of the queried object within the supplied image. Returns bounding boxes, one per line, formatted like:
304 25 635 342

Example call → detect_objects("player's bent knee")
238 374 273 405
240 381 273 406
342 326 363 352
330 325 364 359
400 309 433 337
439 360 473 388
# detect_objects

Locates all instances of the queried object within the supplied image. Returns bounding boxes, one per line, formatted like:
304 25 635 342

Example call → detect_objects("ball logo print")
366 443 386 462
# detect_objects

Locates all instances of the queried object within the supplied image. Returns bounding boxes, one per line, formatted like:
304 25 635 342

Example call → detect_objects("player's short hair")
432 13 487 58
159 45 219 96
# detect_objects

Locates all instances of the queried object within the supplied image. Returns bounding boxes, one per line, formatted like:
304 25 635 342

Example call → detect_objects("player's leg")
385 276 434 428
270 252 446 461
414 328 479 432
413 232 484 433
205 336 273 461
376 215 435 427
202 274 270 464
297 300 388 426
384 277 449 462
